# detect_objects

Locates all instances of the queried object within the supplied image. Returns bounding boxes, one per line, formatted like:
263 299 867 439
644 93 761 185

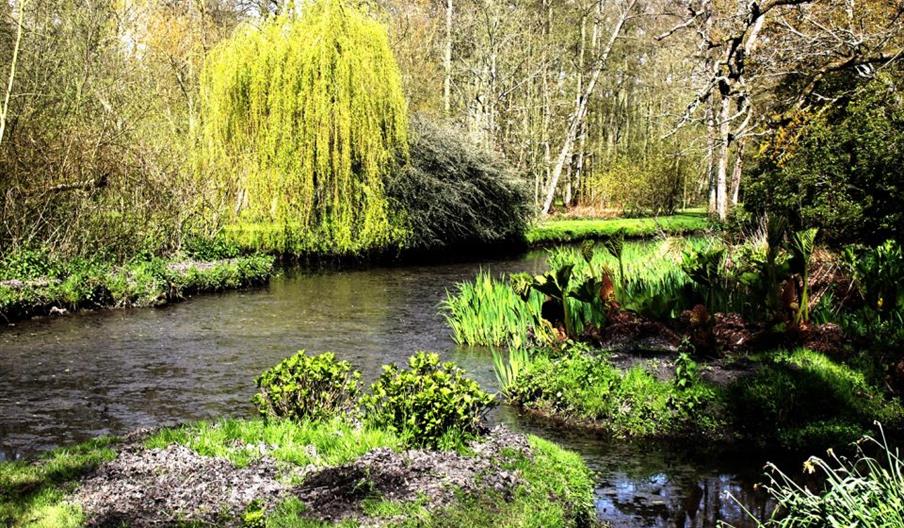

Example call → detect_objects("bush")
386 115 530 250
747 74 904 244
252 351 361 422
361 352 496 448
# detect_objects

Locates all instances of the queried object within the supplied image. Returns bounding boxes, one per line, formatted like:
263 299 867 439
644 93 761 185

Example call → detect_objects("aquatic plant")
442 271 545 347
200 0 408 254
492 347 532 400
361 352 496 449
252 351 361 422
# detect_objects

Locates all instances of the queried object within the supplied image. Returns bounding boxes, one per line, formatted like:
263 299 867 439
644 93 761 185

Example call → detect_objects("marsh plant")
738 425 904 527
442 270 546 347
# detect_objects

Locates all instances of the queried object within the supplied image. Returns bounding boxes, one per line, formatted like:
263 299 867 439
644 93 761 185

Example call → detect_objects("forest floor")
0 420 597 528
525 211 710 245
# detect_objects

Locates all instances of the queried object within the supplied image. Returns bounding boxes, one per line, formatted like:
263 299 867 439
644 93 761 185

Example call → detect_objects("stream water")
0 250 775 527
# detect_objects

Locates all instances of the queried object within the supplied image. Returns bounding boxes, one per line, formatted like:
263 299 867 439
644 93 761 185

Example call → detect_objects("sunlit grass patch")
526 213 709 245
145 418 402 469
0 437 117 527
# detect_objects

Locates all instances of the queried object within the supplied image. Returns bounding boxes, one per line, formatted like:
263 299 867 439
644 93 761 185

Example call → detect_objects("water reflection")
1 250 775 526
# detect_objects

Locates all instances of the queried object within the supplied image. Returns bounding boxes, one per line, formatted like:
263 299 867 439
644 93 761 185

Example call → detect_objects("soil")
70 426 533 528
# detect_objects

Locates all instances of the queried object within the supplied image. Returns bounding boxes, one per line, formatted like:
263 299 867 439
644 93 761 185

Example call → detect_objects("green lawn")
526 212 710 245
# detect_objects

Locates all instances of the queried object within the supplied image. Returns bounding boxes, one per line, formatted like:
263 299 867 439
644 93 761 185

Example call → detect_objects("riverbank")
0 252 274 325
500 346 903 451
0 419 596 528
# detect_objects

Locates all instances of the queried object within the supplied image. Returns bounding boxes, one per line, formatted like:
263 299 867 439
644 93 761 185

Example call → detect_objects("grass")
0 420 596 528
145 418 402 471
508 348 721 438
525 212 709 245
505 346 902 449
0 250 274 322
728 349 904 450
0 437 117 527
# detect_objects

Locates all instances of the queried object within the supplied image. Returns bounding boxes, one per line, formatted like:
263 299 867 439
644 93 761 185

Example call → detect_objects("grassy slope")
1 420 595 528
526 212 709 245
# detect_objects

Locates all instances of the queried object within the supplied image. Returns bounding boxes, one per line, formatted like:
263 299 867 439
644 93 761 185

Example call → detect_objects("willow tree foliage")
200 0 408 253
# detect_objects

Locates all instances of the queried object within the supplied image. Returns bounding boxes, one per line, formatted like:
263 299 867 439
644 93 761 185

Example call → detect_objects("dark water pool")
0 251 774 526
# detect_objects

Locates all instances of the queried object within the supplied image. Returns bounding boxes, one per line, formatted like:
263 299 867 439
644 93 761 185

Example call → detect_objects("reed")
442 270 545 347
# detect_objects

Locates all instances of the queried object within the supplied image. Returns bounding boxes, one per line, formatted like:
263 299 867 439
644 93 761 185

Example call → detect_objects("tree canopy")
200 0 409 254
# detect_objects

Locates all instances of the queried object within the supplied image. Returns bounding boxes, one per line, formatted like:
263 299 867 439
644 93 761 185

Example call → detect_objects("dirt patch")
292 426 530 526
73 444 285 527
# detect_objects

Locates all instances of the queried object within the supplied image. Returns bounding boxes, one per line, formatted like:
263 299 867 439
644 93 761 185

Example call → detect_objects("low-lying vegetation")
0 246 274 323
1 350 596 528
525 212 709 245
741 426 904 528
446 222 904 451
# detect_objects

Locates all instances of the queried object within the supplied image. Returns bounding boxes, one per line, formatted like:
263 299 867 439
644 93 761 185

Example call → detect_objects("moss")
525 213 709 245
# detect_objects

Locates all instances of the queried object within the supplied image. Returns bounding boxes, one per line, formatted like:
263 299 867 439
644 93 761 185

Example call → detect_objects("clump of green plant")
442 271 546 347
252 351 361 422
361 352 496 449
508 347 718 437
741 425 904 527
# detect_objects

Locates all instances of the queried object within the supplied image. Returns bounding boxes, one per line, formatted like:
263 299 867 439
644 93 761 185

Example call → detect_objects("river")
0 250 773 527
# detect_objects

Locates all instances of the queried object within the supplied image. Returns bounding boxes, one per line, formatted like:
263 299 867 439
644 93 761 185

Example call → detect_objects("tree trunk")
541 0 636 215
443 0 453 116
730 139 745 206
0 0 27 147
715 81 731 221
705 99 717 216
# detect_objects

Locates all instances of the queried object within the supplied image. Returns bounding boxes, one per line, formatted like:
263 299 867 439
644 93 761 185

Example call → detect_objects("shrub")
386 115 530 250
747 74 904 244
361 352 496 448
252 351 361 422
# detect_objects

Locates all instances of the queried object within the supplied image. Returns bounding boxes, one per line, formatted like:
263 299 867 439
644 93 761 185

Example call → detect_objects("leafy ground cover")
525 212 709 245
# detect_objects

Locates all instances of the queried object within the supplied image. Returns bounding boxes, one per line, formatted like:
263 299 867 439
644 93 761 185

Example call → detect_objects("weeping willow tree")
200 0 408 254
